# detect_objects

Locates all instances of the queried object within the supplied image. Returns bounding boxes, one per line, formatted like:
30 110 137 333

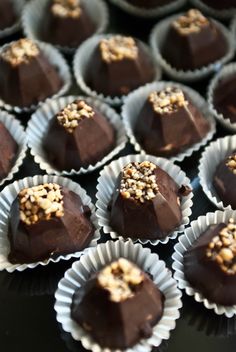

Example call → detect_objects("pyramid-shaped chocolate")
213 74 236 123
0 122 18 181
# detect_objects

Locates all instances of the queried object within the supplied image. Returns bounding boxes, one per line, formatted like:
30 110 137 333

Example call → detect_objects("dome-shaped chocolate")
0 122 18 181
0 0 17 30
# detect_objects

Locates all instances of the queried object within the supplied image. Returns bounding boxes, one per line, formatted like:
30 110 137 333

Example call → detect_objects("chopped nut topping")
226 153 236 175
1 39 39 66
173 9 209 35
100 36 138 63
57 100 95 133
120 161 159 203
149 87 188 114
206 219 236 275
98 258 144 302
19 183 64 225
51 0 81 18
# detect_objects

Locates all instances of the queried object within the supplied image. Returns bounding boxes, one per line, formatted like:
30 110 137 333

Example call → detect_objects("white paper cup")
190 0 236 20
55 239 182 352
172 209 236 318
0 175 100 272
149 13 235 82
22 0 109 54
26 95 127 175
0 0 25 39
96 154 193 246
0 40 72 113
199 135 236 211
73 34 162 106
0 110 27 187
122 81 216 163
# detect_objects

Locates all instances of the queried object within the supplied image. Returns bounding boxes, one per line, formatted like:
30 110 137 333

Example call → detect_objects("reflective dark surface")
0 1 236 351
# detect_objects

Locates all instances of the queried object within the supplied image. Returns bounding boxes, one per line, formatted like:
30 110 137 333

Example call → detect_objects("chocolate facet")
162 9 228 70
213 74 236 123
43 99 115 171
126 0 173 8
0 0 17 30
0 122 18 181
8 183 95 264
71 258 164 349
184 220 236 305
135 87 210 157
85 36 156 97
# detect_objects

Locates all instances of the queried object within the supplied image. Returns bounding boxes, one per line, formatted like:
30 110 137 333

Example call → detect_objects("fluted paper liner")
172 210 236 318
96 154 193 245
55 239 182 352
190 0 236 19
0 175 100 272
122 81 216 162
26 95 127 175
199 135 236 210
0 0 24 39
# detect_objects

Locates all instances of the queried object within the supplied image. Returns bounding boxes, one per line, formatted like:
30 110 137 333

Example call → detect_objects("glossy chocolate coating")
0 52 62 107
0 0 17 30
85 41 156 97
8 187 95 264
184 223 236 306
162 20 228 70
43 106 115 171
109 167 186 240
202 0 236 9
135 96 210 157
213 153 236 209
126 0 173 8
71 266 164 349
0 122 18 181
213 74 236 123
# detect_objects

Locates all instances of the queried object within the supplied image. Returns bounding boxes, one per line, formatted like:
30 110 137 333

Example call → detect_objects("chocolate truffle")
162 9 228 70
213 74 236 123
126 0 173 8
43 0 96 48
0 122 18 181
71 258 164 349
8 183 95 263
201 0 236 10
213 152 236 209
184 219 236 306
135 87 210 157
85 35 156 97
109 161 190 240
0 38 62 107
43 99 115 171
0 0 17 30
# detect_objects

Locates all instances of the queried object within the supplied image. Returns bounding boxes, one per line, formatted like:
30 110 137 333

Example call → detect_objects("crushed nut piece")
57 100 95 133
98 258 144 302
149 87 188 114
1 38 39 66
51 0 81 18
226 153 236 174
19 183 64 225
100 36 138 63
173 9 209 35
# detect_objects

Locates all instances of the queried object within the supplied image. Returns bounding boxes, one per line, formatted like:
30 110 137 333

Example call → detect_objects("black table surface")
1 1 236 352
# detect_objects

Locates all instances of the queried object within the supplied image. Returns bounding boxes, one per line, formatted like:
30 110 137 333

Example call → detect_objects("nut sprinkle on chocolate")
120 161 159 203
57 100 95 133
206 219 236 275
173 9 209 35
100 36 138 63
98 258 144 302
226 153 236 174
52 0 81 18
149 87 188 114
19 183 64 225
1 39 39 66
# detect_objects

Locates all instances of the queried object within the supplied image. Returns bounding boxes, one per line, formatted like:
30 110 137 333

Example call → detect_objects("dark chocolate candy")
0 0 17 30
126 0 173 8
0 122 18 181
213 74 236 123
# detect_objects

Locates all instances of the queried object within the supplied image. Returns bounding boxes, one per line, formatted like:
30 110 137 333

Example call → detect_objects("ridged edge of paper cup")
73 34 162 106
199 135 236 211
22 0 109 55
172 209 236 317
190 0 236 19
0 0 25 39
96 154 193 245
55 239 182 352
122 81 216 163
108 0 187 18
0 175 100 272
149 14 235 82
0 40 71 113
208 63 236 132
0 110 27 187
26 95 127 175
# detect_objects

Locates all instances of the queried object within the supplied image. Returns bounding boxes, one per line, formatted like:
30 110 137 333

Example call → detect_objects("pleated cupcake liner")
108 0 187 18
0 40 72 113
73 34 162 106
0 0 25 39
208 63 236 133
122 81 216 163
172 209 236 318
149 13 235 82
0 175 100 272
26 95 127 175
190 0 236 20
96 154 193 246
199 135 236 211
22 0 109 55
55 239 182 352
